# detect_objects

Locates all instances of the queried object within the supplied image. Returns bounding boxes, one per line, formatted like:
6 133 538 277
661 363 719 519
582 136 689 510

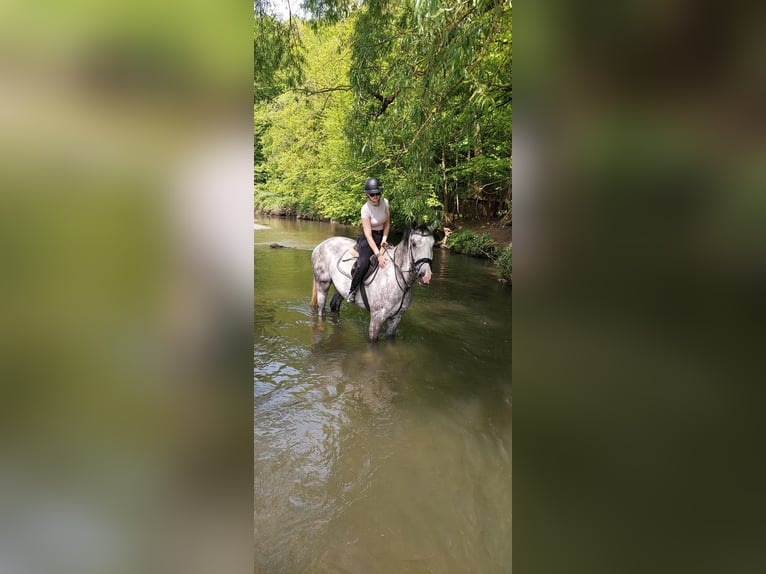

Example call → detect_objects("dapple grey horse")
310 226 435 341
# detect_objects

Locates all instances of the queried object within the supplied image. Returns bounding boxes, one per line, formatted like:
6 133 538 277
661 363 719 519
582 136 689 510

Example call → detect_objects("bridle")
341 230 432 315
391 231 433 294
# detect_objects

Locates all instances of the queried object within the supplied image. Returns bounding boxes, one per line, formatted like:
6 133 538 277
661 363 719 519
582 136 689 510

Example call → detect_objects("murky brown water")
255 216 512 573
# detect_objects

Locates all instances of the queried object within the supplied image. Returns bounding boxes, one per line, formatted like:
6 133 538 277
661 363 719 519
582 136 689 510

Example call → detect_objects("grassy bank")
445 230 512 284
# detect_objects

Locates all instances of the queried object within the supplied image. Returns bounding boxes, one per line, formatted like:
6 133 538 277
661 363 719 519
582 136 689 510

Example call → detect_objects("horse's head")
407 225 435 285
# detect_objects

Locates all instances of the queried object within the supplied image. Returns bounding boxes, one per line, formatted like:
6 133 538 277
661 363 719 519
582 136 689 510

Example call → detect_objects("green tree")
254 0 512 231
254 3 304 103
346 0 512 224
255 18 362 220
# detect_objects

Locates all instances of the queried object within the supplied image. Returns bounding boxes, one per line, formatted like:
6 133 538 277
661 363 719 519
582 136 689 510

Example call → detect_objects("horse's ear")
414 221 432 234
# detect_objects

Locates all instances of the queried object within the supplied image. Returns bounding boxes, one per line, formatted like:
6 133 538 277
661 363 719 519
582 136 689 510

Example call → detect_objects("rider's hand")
381 240 389 250
377 253 387 267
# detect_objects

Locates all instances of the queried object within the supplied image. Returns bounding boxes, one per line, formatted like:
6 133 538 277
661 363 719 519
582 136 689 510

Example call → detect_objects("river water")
254 216 512 573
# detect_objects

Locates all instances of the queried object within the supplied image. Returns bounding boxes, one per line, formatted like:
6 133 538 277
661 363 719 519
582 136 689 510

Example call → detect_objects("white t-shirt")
360 197 389 230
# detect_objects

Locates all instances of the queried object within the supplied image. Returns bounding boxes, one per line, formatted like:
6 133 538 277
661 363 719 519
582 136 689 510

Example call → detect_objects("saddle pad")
338 247 378 280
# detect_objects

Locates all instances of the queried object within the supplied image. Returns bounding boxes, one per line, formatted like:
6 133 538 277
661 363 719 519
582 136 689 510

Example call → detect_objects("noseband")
391 232 433 294
412 257 433 273
378 231 433 315
408 231 433 272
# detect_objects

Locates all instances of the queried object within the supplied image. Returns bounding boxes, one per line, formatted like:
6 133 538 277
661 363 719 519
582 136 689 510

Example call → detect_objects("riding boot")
347 266 365 302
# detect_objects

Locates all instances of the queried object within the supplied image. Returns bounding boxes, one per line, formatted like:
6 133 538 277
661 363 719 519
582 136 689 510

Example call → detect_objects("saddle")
333 246 382 312
343 247 379 280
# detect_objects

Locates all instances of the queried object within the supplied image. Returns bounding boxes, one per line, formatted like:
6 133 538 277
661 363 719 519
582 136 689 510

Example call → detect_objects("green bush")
445 230 511 283
445 230 499 259
496 244 512 281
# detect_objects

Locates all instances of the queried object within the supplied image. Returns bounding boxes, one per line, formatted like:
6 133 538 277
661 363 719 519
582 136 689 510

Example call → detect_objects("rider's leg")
347 266 365 302
348 238 373 302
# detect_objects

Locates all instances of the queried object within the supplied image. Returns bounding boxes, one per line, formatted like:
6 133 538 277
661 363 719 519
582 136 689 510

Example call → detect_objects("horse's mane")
392 224 431 268
399 224 431 245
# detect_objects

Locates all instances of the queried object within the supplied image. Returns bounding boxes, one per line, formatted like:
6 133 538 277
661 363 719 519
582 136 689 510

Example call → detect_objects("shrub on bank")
445 230 499 259
496 244 512 281
445 230 511 284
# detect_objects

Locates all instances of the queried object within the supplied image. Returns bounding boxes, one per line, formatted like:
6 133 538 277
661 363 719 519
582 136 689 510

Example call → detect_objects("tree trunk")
441 147 451 224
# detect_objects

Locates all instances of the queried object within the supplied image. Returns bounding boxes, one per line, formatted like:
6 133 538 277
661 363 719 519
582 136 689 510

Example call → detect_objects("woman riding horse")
310 223 435 341
347 177 390 303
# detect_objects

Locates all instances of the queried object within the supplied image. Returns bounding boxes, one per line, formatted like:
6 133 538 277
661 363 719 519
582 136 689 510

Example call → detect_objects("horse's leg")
314 280 331 316
385 293 412 337
385 312 404 337
329 292 344 313
368 310 386 342
311 250 333 316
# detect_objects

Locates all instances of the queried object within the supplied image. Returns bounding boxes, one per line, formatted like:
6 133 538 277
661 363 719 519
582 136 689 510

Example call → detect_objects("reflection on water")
255 217 511 573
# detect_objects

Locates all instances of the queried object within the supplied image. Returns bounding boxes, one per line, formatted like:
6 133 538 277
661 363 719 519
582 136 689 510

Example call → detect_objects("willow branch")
293 85 352 95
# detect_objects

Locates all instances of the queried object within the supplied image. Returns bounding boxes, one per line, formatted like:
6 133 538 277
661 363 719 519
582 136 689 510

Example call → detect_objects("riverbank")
448 218 512 246
256 211 511 244
255 212 511 283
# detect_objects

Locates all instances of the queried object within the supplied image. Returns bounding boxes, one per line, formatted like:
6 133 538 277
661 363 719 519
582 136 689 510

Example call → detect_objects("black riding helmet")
364 177 383 196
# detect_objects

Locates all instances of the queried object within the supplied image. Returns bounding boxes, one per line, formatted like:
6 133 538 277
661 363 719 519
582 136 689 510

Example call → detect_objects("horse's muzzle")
418 265 432 285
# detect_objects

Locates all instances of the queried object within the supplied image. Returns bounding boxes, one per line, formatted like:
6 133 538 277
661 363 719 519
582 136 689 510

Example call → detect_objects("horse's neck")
393 243 415 281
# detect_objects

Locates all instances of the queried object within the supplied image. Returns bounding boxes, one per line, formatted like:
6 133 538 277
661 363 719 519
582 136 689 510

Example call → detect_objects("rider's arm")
382 208 390 248
362 217 380 255
362 217 386 266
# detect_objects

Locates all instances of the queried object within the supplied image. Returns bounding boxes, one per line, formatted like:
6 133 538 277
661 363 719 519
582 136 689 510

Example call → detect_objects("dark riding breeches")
349 230 383 294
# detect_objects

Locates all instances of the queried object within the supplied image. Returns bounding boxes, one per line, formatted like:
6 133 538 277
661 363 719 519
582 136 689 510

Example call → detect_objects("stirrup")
346 290 356 303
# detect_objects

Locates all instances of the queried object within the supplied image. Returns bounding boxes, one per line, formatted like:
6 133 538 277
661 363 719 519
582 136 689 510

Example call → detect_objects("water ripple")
254 219 511 574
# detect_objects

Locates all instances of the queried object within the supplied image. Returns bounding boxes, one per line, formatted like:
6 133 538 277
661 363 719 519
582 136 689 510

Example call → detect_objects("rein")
337 232 432 315
391 232 433 295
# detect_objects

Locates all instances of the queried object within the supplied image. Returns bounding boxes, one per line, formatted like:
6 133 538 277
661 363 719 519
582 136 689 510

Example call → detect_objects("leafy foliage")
255 18 362 219
254 0 512 231
496 244 512 281
254 3 304 102
445 230 500 259
346 0 512 223
444 230 511 281
301 0 356 24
